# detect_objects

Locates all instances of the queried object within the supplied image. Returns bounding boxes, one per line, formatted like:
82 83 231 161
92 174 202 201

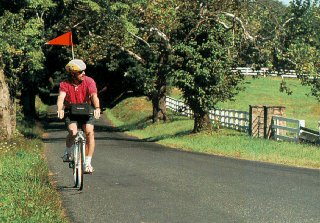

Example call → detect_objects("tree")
0 0 56 121
106 0 179 122
105 0 282 130
171 1 245 132
0 61 15 139
273 0 320 101
50 0 179 122
43 0 311 133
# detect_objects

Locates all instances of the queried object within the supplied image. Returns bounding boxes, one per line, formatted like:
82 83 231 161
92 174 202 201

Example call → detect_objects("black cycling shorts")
65 115 95 128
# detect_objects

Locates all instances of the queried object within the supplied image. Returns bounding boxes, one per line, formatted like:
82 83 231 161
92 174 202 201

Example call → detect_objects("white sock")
64 147 71 155
85 156 92 166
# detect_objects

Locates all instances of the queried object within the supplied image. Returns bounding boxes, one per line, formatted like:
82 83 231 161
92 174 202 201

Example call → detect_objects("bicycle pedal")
69 162 74 168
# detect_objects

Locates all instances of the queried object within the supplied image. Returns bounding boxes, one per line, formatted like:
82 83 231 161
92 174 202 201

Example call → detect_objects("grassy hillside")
171 77 320 130
106 96 320 169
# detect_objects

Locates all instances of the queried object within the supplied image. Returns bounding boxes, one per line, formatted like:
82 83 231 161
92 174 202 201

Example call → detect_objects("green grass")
106 96 320 169
0 136 67 223
0 99 68 222
36 96 49 119
171 77 320 130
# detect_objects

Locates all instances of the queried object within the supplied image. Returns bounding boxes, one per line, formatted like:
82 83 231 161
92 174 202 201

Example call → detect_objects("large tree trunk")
193 110 212 133
0 68 15 139
151 51 170 123
152 93 168 123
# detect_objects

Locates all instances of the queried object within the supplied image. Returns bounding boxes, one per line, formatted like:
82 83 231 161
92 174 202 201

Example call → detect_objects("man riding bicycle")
57 59 100 173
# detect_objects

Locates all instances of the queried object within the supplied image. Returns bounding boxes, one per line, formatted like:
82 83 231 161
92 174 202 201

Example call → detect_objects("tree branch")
72 19 86 28
128 31 151 48
117 45 146 64
221 12 255 41
149 28 172 50
282 17 294 28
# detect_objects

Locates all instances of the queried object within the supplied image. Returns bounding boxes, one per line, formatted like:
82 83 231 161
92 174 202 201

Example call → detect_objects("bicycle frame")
62 107 93 191
72 130 86 190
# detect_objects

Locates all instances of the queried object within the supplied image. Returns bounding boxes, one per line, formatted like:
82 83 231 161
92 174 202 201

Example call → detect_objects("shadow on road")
57 185 84 195
43 115 192 144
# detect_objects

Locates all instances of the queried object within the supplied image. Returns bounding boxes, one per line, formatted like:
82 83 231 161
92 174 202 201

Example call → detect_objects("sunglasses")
72 70 85 75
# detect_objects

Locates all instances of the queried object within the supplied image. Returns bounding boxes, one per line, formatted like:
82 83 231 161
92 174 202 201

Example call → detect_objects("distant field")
170 77 320 130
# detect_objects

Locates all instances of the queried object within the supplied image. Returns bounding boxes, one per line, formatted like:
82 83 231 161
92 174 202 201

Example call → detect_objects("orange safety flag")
46 32 73 46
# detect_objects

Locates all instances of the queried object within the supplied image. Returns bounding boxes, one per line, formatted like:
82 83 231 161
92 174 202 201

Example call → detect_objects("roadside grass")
170 77 320 130
0 102 68 222
106 96 320 169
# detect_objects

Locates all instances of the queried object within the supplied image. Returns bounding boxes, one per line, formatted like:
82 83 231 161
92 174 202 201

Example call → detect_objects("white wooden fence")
233 67 297 78
166 96 316 143
165 96 249 132
209 109 249 132
271 116 305 142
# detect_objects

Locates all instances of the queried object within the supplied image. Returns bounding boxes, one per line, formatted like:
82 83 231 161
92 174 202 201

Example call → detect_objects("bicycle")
64 106 94 191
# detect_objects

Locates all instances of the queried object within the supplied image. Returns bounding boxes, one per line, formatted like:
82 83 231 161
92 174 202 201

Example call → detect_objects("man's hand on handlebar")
94 108 101 119
57 110 65 119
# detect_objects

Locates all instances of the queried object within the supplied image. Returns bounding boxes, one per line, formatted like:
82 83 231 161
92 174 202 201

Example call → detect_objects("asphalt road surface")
44 116 320 223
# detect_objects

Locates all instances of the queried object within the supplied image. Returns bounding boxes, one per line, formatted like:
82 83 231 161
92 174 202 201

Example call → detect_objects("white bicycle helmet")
65 59 86 73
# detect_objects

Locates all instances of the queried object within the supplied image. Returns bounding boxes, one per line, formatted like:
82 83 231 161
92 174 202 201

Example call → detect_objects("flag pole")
71 32 75 59
71 44 75 59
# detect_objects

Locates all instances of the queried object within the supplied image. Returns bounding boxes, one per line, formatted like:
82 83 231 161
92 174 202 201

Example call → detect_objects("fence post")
249 106 252 135
263 106 268 139
276 117 279 140
297 120 306 142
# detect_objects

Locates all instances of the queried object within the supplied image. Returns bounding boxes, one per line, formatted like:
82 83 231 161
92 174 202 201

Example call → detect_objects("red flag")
46 32 73 46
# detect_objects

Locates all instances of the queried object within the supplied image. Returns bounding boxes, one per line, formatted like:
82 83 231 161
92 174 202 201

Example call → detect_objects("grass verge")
0 137 67 222
106 96 320 169
0 115 67 222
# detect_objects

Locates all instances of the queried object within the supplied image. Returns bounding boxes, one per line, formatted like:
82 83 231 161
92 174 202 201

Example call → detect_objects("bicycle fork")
69 132 86 168
75 131 86 168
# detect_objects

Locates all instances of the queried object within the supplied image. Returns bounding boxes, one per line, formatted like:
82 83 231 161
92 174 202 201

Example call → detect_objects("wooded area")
1 0 320 136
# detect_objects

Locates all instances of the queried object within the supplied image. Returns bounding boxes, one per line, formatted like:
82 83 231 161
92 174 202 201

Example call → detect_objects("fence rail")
165 96 249 132
272 116 305 142
299 127 320 144
233 67 297 78
234 67 320 80
166 95 318 144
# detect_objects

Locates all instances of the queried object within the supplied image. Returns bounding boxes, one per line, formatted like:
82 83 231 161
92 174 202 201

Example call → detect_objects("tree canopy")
1 0 320 135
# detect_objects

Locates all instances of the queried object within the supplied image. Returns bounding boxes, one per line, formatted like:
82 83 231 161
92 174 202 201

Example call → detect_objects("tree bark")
152 93 168 123
193 110 212 133
151 52 169 123
0 68 15 139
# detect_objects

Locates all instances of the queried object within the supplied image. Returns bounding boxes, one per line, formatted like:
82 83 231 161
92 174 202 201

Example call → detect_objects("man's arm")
57 91 66 119
91 93 101 119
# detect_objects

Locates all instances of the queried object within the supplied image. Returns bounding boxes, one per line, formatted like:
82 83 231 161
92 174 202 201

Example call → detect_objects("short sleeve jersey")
59 76 97 107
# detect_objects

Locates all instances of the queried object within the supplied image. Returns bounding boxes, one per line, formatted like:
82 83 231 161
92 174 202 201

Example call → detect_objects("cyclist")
57 59 101 173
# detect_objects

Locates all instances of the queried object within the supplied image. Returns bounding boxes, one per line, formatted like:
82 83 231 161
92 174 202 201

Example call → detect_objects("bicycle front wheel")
78 139 85 190
73 143 79 188
73 142 84 190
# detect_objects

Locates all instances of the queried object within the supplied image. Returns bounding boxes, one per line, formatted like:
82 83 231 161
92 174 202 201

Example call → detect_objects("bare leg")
83 123 95 157
66 123 77 148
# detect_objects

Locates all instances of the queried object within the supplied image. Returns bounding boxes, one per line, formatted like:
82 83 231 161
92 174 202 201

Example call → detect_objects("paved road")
44 116 320 223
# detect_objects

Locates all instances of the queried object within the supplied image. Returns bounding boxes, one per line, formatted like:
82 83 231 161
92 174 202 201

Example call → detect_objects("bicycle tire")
73 144 78 188
78 138 85 190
